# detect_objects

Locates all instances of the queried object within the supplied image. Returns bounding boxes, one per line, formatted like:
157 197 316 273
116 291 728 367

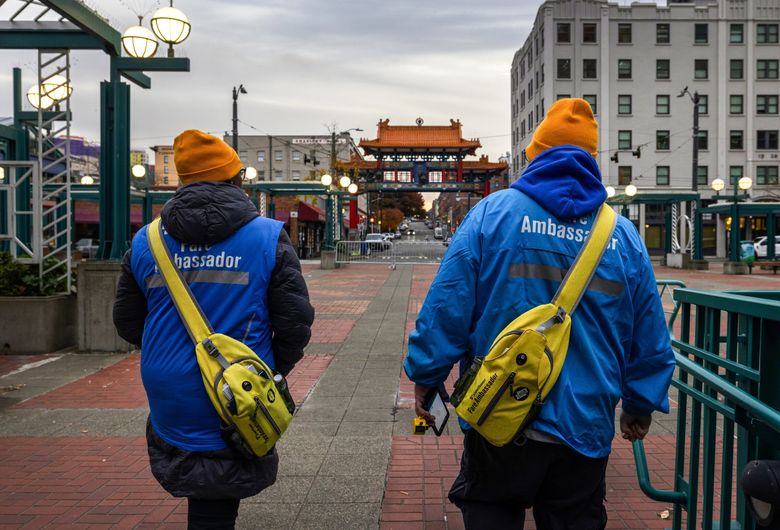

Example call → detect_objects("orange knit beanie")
173 129 242 184
525 98 598 161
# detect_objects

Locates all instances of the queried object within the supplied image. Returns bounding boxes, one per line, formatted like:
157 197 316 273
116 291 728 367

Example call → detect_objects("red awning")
74 201 163 225
275 211 291 224
298 201 325 223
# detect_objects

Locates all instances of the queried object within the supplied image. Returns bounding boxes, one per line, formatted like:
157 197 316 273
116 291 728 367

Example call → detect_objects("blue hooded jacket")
404 145 675 458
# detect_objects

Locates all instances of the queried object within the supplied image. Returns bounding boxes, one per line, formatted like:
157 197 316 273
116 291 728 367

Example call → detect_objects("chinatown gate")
330 118 508 267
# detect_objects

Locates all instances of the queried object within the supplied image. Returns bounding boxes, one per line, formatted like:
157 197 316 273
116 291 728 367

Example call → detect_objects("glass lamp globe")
151 6 191 44
245 167 258 180
122 24 159 58
0 167 4 182
321 173 333 186
625 184 638 197
711 178 725 192
605 185 616 198
348 183 358 194
26 84 54 109
739 176 753 190
339 175 351 188
41 74 72 102
80 175 95 185
131 164 146 178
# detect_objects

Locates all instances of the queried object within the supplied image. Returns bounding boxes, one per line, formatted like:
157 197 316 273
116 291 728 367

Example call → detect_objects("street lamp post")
678 86 704 262
715 174 753 266
321 172 357 251
232 85 247 152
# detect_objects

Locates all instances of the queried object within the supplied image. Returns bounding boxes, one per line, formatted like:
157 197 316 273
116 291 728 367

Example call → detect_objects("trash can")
740 240 756 265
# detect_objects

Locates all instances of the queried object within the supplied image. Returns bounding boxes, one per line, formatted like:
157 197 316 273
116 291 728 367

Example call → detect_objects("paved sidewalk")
0 262 776 529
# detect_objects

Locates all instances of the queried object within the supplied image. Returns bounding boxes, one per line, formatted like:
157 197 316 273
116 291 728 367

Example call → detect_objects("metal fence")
636 284 780 530
335 240 449 268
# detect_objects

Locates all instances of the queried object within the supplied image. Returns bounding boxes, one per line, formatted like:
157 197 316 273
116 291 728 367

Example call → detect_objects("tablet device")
423 387 450 436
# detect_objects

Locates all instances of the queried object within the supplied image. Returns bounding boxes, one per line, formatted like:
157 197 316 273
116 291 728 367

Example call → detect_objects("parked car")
75 238 99 258
394 230 402 239
365 233 391 251
433 227 444 240
754 236 780 258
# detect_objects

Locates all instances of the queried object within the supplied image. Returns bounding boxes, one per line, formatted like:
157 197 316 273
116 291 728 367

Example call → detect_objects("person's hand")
414 384 435 424
620 411 652 442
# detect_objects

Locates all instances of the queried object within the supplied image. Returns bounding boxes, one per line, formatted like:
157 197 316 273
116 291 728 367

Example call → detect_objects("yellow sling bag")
452 204 617 446
147 218 294 458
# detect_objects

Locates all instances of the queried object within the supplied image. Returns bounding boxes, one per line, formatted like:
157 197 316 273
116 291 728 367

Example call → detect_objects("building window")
697 165 708 186
757 166 779 185
583 59 597 79
730 95 744 114
239 150 248 163
730 23 744 44
694 23 708 44
557 23 571 43
696 130 709 150
656 23 670 44
656 166 670 186
757 60 779 79
618 130 632 150
757 130 779 150
257 151 265 162
274 170 282 180
618 59 632 79
583 23 597 43
258 170 265 180
730 130 744 150
557 93 571 100
521 90 525 107
730 59 744 80
694 59 709 79
274 150 283 161
164 166 169 174
292 151 301 162
730 166 743 186
618 166 632 185
698 94 709 115
757 95 779 115
528 80 533 98
163 155 169 163
541 63 545 84
557 59 571 79
291 170 301 181
656 59 670 80
656 130 670 150
583 94 597 115
618 23 632 44
757 24 779 44
618 95 632 115
656 94 670 114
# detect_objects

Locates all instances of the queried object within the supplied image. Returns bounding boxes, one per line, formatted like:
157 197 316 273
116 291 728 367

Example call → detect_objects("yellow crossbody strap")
552 204 618 316
147 217 214 344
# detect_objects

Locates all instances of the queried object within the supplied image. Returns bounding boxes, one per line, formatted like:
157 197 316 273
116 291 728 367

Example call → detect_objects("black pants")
188 498 241 530
448 430 609 530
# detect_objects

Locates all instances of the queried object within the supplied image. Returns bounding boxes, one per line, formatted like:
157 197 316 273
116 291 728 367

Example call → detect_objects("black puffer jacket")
113 181 314 376
113 182 314 500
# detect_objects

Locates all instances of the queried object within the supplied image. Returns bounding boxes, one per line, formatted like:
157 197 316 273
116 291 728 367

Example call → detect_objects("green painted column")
730 202 740 262
767 214 776 260
693 198 703 260
110 80 130 259
323 192 333 250
97 81 112 259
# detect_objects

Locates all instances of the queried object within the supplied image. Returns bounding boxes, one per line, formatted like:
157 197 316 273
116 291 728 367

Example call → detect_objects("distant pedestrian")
113 130 314 530
404 99 675 529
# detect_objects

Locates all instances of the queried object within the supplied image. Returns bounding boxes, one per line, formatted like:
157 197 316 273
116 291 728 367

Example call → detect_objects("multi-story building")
510 0 780 255
224 133 360 182
151 145 177 187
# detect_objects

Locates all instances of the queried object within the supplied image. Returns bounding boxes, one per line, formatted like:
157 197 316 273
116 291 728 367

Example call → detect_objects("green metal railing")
635 283 780 530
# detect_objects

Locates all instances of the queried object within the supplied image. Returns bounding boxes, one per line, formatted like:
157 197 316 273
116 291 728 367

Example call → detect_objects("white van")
433 227 443 240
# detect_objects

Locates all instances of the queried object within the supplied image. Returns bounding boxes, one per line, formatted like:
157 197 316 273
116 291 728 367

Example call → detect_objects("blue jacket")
129 186 282 452
404 145 675 458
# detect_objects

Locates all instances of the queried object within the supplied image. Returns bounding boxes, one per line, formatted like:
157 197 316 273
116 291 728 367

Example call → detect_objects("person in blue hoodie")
404 98 675 530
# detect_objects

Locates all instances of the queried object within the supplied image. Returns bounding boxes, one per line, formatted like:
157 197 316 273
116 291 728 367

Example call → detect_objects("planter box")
77 261 134 352
0 294 76 353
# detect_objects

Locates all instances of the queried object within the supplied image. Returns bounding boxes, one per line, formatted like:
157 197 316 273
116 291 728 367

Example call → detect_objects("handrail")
656 279 686 336
674 288 780 321
632 440 687 504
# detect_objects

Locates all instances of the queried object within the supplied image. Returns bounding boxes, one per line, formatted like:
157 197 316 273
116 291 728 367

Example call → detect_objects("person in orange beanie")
406 98 674 529
114 130 314 529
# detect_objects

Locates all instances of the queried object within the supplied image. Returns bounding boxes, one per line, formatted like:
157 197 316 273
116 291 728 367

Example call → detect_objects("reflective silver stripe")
508 262 624 298
146 270 250 289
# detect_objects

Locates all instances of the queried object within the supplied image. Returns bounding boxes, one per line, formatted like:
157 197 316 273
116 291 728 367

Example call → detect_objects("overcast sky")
0 0 547 162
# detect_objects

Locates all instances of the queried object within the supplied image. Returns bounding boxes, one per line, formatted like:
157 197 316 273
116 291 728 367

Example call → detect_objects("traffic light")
610 152 619 163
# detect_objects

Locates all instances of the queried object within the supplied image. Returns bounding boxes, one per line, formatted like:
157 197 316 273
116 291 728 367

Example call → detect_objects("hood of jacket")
510 144 607 219
160 181 258 245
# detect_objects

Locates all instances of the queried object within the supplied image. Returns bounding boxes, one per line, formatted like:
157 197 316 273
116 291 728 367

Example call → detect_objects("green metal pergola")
698 201 780 261
1 0 190 260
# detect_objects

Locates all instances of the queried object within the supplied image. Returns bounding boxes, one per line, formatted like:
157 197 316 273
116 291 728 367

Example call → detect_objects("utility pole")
232 84 246 152
691 90 700 193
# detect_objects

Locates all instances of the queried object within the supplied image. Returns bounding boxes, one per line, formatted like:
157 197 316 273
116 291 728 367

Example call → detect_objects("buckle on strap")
202 338 231 369
535 307 567 333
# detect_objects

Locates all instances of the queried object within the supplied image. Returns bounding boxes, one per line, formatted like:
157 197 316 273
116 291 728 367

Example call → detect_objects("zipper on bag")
254 397 282 435
476 372 516 426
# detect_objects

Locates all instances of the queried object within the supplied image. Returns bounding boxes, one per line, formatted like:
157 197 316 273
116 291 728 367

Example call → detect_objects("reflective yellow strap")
552 204 618 315
147 217 213 344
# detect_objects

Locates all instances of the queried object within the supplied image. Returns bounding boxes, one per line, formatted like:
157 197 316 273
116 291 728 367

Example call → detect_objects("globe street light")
739 176 753 191
321 173 333 187
26 84 54 110
245 166 258 181
41 74 72 102
80 175 95 185
150 2 191 58
605 185 616 198
122 18 159 58
131 164 146 178
348 183 358 194
711 178 725 194
339 175 351 188
625 184 638 197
